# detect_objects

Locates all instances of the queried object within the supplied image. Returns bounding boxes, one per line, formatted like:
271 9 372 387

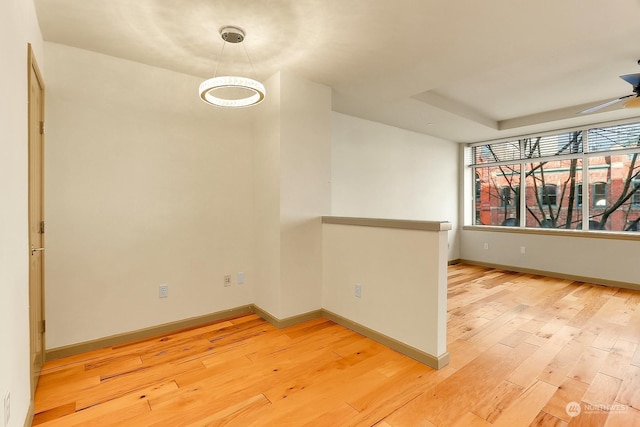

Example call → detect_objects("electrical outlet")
237 272 245 285
483 243 489 250
159 284 169 298
4 392 10 427
355 284 362 298
520 246 526 254
224 275 231 287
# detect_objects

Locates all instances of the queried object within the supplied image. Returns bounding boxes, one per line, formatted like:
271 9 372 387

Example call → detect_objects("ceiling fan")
580 64 640 114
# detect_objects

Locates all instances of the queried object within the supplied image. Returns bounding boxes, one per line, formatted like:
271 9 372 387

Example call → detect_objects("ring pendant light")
199 26 265 108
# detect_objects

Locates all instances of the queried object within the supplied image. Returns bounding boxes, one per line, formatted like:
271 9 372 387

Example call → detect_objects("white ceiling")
34 0 640 143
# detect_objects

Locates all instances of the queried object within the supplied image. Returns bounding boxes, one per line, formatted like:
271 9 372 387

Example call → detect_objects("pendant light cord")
212 40 227 79
242 42 258 80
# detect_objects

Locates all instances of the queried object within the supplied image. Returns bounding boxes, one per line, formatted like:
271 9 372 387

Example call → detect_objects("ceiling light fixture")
199 26 265 108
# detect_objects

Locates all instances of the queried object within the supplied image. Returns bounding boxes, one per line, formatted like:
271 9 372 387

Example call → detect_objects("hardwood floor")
33 264 640 426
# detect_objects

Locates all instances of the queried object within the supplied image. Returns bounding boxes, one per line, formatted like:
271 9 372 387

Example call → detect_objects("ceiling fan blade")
579 94 634 114
620 73 640 87
626 96 640 108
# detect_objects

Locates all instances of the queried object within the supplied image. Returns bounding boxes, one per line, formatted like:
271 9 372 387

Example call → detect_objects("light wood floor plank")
508 325 580 388
582 372 622 407
537 329 597 387
617 364 640 409
604 406 640 427
530 411 568 426
600 338 637 380
469 379 523 423
37 396 150 427
542 377 590 422
568 346 610 385
450 411 492 426
491 380 558 427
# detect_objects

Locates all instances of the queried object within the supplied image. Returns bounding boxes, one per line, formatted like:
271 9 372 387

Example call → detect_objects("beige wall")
253 72 332 319
253 72 283 315
44 43 255 348
0 0 43 424
460 229 640 286
322 223 448 358
279 72 332 318
331 112 460 260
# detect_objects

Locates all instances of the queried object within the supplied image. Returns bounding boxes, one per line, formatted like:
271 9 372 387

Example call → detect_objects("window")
524 159 581 229
469 121 640 233
632 178 640 207
474 165 520 226
541 184 557 206
592 182 607 208
589 122 640 152
576 183 583 207
501 186 512 207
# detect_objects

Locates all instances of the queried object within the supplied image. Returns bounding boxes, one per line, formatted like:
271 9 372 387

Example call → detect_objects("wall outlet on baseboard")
159 284 169 298
224 275 231 287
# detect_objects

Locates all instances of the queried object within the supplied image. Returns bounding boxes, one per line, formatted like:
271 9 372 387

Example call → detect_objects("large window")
469 122 640 233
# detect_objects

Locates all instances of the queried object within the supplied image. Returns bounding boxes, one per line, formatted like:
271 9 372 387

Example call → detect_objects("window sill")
462 225 640 241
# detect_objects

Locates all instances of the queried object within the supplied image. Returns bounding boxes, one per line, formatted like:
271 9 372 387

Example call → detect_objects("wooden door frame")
27 42 46 399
